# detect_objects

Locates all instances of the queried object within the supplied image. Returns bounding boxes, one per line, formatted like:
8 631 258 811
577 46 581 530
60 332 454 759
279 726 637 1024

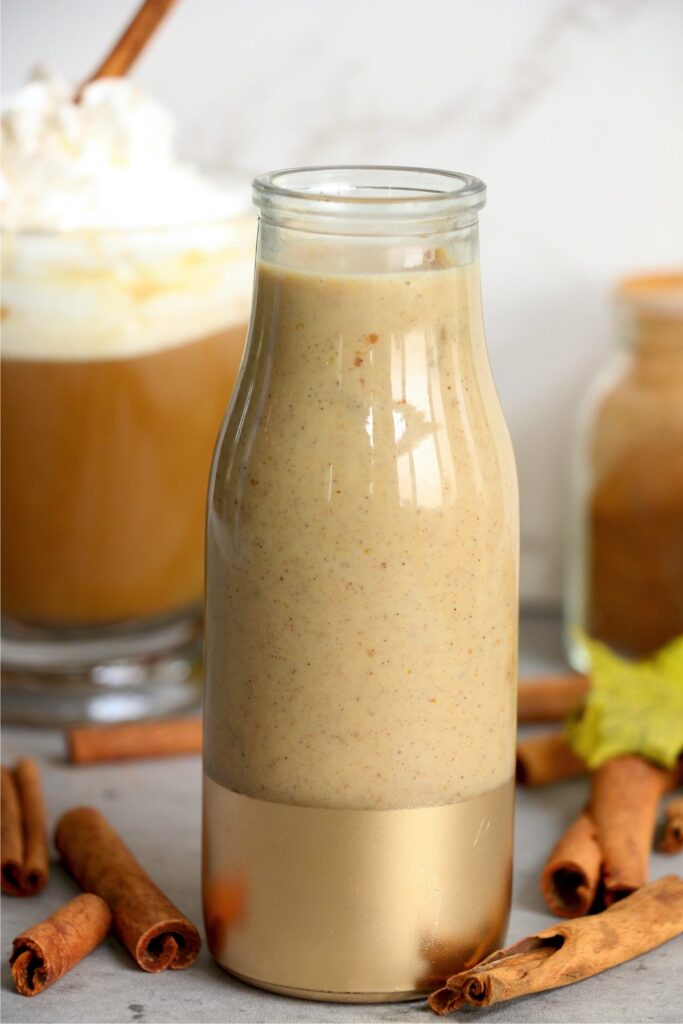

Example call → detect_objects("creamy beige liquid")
205 258 518 811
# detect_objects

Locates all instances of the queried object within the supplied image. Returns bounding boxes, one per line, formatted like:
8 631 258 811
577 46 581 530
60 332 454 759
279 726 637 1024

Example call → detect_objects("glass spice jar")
565 272 683 669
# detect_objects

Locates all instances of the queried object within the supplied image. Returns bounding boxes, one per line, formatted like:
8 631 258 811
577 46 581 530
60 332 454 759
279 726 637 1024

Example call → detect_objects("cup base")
1 611 202 725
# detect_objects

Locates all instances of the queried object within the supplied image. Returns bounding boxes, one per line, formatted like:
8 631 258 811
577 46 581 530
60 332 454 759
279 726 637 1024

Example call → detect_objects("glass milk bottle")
203 167 518 1001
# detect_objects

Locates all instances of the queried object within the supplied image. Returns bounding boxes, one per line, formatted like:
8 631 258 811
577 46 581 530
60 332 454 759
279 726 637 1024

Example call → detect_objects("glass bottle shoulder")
210 260 515 520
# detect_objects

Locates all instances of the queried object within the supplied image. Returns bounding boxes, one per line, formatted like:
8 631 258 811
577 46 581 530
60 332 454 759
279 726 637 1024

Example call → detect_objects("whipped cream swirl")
1 68 242 230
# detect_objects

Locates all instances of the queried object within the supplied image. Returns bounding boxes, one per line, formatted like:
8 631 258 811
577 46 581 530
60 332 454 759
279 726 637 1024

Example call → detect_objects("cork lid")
616 272 683 317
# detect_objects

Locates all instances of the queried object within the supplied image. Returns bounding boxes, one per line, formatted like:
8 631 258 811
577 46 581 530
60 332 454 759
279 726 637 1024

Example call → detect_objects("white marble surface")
3 0 683 603
2 613 682 1024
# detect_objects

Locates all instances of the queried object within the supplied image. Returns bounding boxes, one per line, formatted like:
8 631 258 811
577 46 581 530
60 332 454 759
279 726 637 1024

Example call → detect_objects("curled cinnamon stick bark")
55 807 200 972
590 755 678 905
540 810 601 917
10 894 112 997
517 674 589 723
429 875 683 1015
659 795 683 853
516 732 585 786
67 717 202 764
1 760 49 896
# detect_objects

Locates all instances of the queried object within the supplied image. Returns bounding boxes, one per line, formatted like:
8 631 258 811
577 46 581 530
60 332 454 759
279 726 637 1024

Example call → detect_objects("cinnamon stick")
1 767 24 893
540 810 602 917
517 674 589 723
55 807 200 972
10 894 112 997
590 755 678 904
1 760 49 896
67 717 202 764
81 0 178 89
429 874 683 1015
516 732 585 786
659 795 683 853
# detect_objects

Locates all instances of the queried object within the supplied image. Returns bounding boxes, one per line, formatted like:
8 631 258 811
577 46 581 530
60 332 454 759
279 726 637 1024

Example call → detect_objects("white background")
3 0 682 605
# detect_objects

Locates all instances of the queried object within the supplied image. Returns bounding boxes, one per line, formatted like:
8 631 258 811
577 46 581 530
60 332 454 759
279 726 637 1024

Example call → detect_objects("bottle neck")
252 166 486 276
619 304 683 378
615 274 683 374
255 218 481 276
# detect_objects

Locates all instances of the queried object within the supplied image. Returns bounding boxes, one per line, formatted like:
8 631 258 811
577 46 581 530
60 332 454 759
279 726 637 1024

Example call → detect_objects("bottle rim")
252 165 486 233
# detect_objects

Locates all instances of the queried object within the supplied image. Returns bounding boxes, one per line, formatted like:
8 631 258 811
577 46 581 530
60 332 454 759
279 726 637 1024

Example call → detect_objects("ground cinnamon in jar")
586 273 683 655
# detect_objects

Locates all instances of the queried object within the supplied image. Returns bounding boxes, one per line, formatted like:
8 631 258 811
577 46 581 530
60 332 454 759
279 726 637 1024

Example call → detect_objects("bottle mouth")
252 165 486 234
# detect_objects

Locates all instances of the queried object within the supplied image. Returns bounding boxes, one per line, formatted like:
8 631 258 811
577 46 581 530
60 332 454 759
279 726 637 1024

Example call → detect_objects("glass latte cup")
1 209 254 723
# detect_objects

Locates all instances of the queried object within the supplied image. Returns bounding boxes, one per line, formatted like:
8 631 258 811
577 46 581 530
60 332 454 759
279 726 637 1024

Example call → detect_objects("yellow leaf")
565 634 683 769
